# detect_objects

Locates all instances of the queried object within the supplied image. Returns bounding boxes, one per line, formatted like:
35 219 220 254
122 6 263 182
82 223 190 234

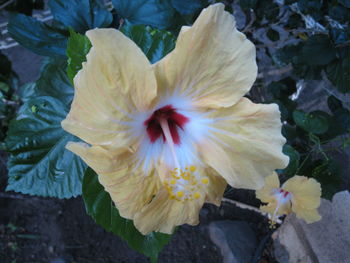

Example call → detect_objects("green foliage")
293 110 330 135
6 96 86 198
48 0 112 33
170 0 206 15
112 0 175 29
5 59 86 198
33 59 74 105
83 168 172 263
121 23 176 63
66 30 92 84
301 34 337 66
326 51 350 93
281 145 300 178
0 52 19 144
8 13 67 57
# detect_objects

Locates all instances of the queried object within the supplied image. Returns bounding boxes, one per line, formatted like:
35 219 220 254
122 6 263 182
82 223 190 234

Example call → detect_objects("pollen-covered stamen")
144 105 189 144
164 166 210 201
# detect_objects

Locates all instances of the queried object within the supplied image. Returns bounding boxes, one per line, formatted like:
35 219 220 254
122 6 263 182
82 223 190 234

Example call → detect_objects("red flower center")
144 105 189 145
279 189 290 198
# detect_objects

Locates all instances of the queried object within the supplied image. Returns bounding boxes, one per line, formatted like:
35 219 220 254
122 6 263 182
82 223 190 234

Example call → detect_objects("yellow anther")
177 191 184 198
201 178 209 184
194 192 201 199
170 179 176 185
189 166 196 172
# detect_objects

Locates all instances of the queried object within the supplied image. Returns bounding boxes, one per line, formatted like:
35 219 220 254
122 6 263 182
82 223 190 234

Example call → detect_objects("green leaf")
267 78 296 99
301 34 337 66
121 23 176 64
338 0 350 8
281 145 300 177
18 83 36 102
326 52 350 93
83 168 172 262
32 59 74 105
267 28 280 41
327 95 343 113
0 52 12 78
293 110 330 134
66 30 92 84
8 13 67 57
49 0 112 33
311 160 341 200
5 96 86 198
112 0 175 29
170 0 206 15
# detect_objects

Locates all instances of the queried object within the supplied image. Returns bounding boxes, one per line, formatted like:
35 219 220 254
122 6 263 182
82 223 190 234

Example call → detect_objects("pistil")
159 118 180 169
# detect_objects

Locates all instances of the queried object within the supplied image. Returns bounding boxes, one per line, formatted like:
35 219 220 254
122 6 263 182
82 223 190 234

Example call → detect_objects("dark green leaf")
338 0 350 8
326 52 350 93
6 96 86 198
301 34 337 66
32 59 74 105
83 168 172 262
112 0 175 29
297 0 322 20
293 110 330 134
8 13 67 57
329 5 350 23
49 0 112 33
18 83 36 102
239 0 257 10
66 30 92 84
327 95 343 113
311 160 341 200
268 78 296 99
281 145 300 177
282 124 297 141
170 0 206 15
332 108 350 135
267 28 280 41
0 52 12 77
273 44 301 67
121 23 176 63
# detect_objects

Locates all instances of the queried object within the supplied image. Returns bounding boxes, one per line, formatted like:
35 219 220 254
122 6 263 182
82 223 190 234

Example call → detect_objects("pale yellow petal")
292 203 322 223
200 98 288 190
66 142 160 220
153 3 257 108
205 167 227 206
62 28 157 147
133 188 205 235
283 176 321 209
256 173 280 203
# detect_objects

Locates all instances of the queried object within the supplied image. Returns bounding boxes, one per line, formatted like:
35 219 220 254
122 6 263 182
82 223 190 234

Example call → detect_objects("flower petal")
282 176 321 210
205 167 227 206
62 28 157 147
66 142 160 220
256 173 280 203
153 3 257 108
292 203 322 223
200 98 288 190
133 188 204 235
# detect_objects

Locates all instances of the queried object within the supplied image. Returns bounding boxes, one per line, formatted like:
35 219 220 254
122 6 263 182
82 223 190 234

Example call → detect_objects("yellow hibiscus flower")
256 173 322 224
61 3 288 235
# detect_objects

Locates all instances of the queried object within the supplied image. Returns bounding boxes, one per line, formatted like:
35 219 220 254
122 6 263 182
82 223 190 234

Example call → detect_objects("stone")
209 220 257 263
274 191 350 263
